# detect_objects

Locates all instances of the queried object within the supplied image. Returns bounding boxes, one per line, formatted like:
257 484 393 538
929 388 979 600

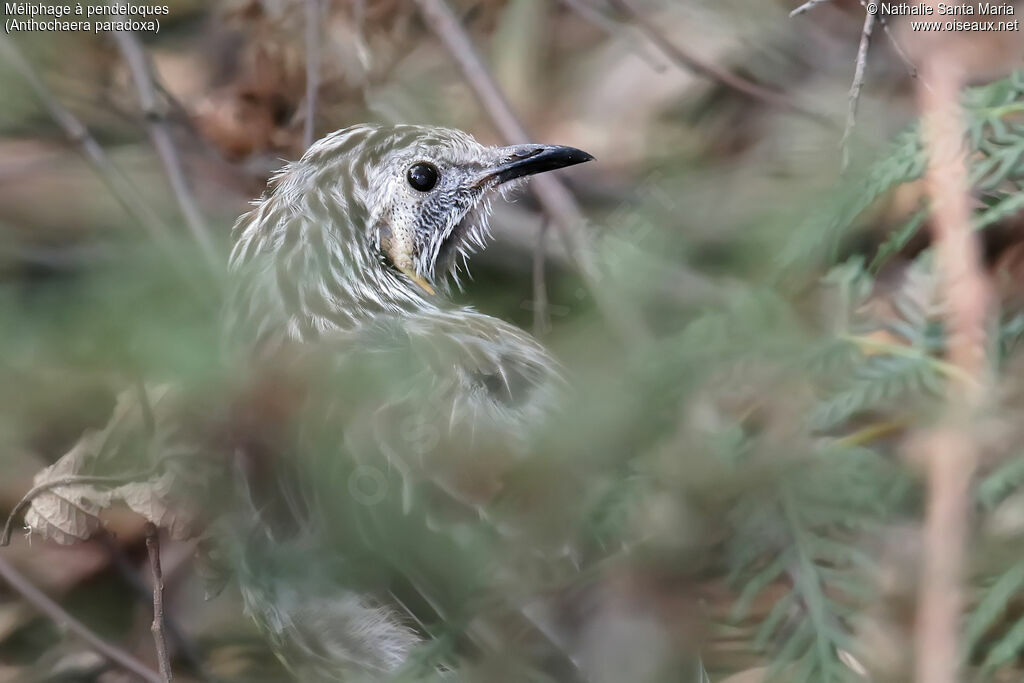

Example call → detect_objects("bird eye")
407 162 439 192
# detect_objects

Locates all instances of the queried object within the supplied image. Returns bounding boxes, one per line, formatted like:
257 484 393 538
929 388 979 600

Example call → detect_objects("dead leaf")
112 471 200 541
21 384 220 545
22 432 113 545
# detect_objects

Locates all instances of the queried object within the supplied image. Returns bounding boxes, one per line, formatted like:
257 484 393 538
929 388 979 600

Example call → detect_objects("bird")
223 123 594 680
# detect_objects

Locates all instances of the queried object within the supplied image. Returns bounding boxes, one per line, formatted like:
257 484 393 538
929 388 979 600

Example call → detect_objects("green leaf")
870 208 928 273
965 563 1024 657
731 553 790 622
980 612 1024 675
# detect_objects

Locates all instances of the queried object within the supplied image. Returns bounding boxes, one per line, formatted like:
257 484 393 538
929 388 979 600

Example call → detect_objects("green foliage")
965 456 1024 680
779 128 925 270
719 70 1024 682
3 2 1023 674
724 445 907 683
784 71 1024 275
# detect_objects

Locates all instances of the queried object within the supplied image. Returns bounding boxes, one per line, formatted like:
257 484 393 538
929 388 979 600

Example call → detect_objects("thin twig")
303 0 321 149
532 218 550 336
912 54 990 683
791 1 922 166
99 534 209 680
413 0 650 345
609 0 833 126
145 524 173 682
0 554 163 683
859 1 920 83
110 23 220 275
789 0 835 16
881 24 918 82
841 7 876 172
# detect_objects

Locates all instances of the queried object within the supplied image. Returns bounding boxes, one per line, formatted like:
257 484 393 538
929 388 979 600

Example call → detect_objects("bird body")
225 124 593 680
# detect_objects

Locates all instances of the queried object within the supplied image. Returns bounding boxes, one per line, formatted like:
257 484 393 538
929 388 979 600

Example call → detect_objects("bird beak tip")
535 145 595 170
482 144 595 186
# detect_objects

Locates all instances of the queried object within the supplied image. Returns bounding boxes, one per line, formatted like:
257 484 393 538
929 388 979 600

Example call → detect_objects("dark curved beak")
476 144 595 187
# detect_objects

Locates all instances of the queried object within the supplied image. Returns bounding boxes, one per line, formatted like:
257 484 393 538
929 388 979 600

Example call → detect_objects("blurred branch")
912 54 991 683
145 524 173 682
304 0 321 149
609 0 834 127
0 554 163 683
413 0 652 345
110 26 220 275
558 0 668 72
0 37 171 248
0 36 211 294
840 8 876 171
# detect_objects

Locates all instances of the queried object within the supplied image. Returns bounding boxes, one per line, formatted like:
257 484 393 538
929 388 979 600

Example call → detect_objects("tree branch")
841 7 876 171
413 0 650 344
0 554 163 683
0 38 171 249
109 24 220 274
99 533 209 680
859 0 921 83
0 36 212 295
610 0 833 127
145 524 173 682
558 0 668 73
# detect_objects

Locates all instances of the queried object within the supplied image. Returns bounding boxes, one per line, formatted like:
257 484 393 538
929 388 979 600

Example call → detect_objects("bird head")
365 129 592 295
229 124 592 335
347 124 592 295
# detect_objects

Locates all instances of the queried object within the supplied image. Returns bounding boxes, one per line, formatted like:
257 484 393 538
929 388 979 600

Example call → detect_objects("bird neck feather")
227 156 437 345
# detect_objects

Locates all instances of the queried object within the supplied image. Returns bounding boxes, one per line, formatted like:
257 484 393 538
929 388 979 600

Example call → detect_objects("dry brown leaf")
112 471 200 541
22 432 113 545
21 385 214 545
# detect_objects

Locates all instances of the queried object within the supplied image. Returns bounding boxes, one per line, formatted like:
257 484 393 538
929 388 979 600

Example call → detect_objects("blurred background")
1 0 1023 681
